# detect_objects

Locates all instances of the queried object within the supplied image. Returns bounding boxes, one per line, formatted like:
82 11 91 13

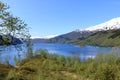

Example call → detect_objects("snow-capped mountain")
51 17 120 43
32 17 120 43
85 17 120 31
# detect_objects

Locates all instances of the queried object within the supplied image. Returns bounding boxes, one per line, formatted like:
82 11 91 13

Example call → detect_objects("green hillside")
73 29 120 47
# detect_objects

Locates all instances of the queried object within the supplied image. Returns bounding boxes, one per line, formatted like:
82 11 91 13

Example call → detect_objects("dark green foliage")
109 29 120 38
95 63 117 80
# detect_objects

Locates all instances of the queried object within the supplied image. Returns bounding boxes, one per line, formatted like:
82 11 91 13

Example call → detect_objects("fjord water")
33 43 119 59
0 43 119 65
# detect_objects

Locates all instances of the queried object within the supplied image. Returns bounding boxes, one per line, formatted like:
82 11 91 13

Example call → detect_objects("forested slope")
73 29 120 47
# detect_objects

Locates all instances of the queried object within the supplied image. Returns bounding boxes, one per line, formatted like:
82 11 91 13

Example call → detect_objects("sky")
1 0 120 38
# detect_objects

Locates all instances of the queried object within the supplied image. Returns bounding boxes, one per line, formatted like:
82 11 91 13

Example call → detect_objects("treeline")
1 49 120 80
34 50 120 80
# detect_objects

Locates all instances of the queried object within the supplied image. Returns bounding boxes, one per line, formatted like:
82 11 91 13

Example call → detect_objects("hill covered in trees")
73 29 120 47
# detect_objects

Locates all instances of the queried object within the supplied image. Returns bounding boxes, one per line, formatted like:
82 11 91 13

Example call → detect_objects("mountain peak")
84 17 120 31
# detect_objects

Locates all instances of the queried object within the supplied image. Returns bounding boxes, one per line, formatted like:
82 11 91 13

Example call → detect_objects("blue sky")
1 0 120 38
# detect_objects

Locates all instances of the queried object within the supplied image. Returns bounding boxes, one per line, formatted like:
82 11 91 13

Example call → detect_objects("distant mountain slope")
45 30 96 43
31 38 48 43
73 29 120 47
0 35 22 45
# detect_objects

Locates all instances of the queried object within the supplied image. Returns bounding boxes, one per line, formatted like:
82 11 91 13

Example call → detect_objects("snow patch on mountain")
85 17 120 31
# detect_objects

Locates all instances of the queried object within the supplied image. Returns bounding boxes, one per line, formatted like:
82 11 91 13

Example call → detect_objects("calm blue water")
0 43 120 65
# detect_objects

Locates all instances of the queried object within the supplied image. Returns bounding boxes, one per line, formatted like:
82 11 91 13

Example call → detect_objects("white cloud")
31 35 58 39
44 35 58 39
30 36 43 39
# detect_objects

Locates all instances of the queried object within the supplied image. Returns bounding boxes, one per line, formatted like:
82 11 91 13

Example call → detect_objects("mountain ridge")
32 17 120 43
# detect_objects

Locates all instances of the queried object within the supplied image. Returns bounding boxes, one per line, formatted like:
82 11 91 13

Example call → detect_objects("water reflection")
0 43 120 65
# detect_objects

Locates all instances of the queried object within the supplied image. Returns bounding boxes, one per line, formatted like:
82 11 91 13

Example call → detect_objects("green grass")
0 63 14 80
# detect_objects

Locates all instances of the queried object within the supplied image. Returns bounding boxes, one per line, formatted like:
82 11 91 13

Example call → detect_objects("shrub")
6 69 20 80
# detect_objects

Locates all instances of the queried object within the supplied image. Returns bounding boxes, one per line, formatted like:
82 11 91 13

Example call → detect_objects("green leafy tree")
0 1 32 59
95 63 117 80
65 56 72 67
0 1 30 45
57 55 65 63
39 49 49 58
25 38 33 58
